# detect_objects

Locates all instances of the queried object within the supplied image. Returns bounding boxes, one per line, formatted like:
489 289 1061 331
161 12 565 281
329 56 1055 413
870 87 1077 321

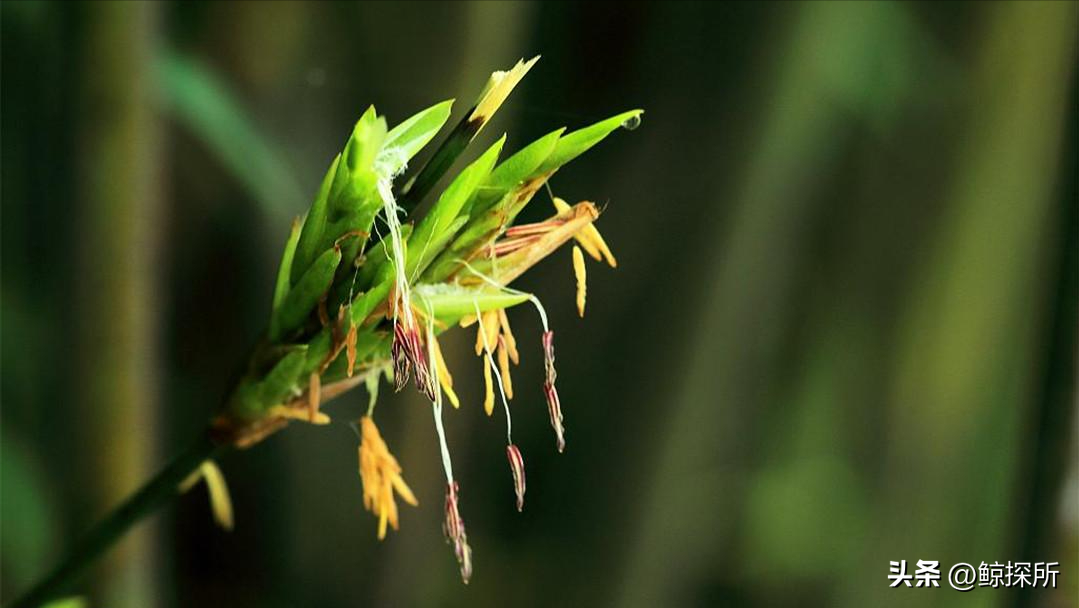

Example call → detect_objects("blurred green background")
2 1 1077 607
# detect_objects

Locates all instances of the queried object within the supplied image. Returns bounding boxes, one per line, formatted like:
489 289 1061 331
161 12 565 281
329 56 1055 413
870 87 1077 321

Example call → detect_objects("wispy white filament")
377 178 415 328
458 259 550 332
424 306 454 483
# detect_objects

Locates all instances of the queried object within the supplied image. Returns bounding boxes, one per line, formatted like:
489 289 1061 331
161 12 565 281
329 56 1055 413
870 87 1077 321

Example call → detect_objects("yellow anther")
359 416 418 540
431 335 460 408
553 197 617 268
483 358 495 416
498 309 519 365
475 310 500 356
497 337 514 399
573 245 587 317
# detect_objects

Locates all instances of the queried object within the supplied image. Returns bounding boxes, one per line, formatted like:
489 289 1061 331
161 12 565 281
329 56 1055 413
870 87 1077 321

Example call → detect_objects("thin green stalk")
397 111 482 213
9 433 225 608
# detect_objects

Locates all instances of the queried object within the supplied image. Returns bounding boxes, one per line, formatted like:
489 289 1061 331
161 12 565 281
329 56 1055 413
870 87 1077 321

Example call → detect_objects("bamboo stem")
9 433 225 608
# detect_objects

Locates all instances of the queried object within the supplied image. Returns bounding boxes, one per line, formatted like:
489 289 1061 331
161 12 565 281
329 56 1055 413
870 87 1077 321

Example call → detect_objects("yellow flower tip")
551 196 572 214
358 416 417 538
553 197 617 268
442 373 461 409
431 335 461 409
572 245 587 318
469 56 540 126
592 229 618 268
483 359 495 416
498 309 519 365
391 473 419 507
575 212 617 268
483 311 500 355
178 460 234 531
475 310 501 356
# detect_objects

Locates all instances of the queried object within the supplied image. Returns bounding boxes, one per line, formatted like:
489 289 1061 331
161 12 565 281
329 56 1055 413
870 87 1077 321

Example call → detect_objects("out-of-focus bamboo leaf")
155 49 302 221
0 434 59 589
40 598 86 608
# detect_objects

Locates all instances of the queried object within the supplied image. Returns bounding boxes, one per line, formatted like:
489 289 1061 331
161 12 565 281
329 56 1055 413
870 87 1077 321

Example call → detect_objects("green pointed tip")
346 107 388 172
535 109 644 175
385 99 454 152
488 127 565 191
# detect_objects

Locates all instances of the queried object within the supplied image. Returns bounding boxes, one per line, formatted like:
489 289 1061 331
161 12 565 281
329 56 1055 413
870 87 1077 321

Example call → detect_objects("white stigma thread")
424 305 455 484
377 178 415 329
474 300 514 444
458 259 550 333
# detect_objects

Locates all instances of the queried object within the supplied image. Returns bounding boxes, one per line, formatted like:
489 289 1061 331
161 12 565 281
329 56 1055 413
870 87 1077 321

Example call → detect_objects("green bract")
221 61 640 433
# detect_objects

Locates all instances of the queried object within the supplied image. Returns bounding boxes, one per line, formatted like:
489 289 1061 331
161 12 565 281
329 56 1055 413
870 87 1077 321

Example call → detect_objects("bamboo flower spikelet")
198 56 641 583
6 56 641 608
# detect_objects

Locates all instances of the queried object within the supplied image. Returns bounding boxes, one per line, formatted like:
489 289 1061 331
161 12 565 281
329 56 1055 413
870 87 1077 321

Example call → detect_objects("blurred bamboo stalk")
614 3 886 605
72 2 164 606
870 3 1077 608
1010 78 1079 608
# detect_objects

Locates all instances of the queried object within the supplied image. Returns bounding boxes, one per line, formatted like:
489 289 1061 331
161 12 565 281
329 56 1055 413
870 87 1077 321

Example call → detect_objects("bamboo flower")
358 416 419 540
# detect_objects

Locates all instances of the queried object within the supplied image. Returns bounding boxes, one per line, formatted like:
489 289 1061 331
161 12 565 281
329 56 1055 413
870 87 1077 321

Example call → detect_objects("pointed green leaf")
534 109 643 175
301 328 334 376
345 106 388 173
349 277 393 327
464 128 564 217
487 128 565 192
353 224 413 291
156 50 302 224
412 284 529 320
407 215 468 279
259 347 308 405
321 330 391 383
291 154 340 284
273 246 342 340
380 99 454 176
408 136 505 276
271 218 302 324
307 107 390 274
